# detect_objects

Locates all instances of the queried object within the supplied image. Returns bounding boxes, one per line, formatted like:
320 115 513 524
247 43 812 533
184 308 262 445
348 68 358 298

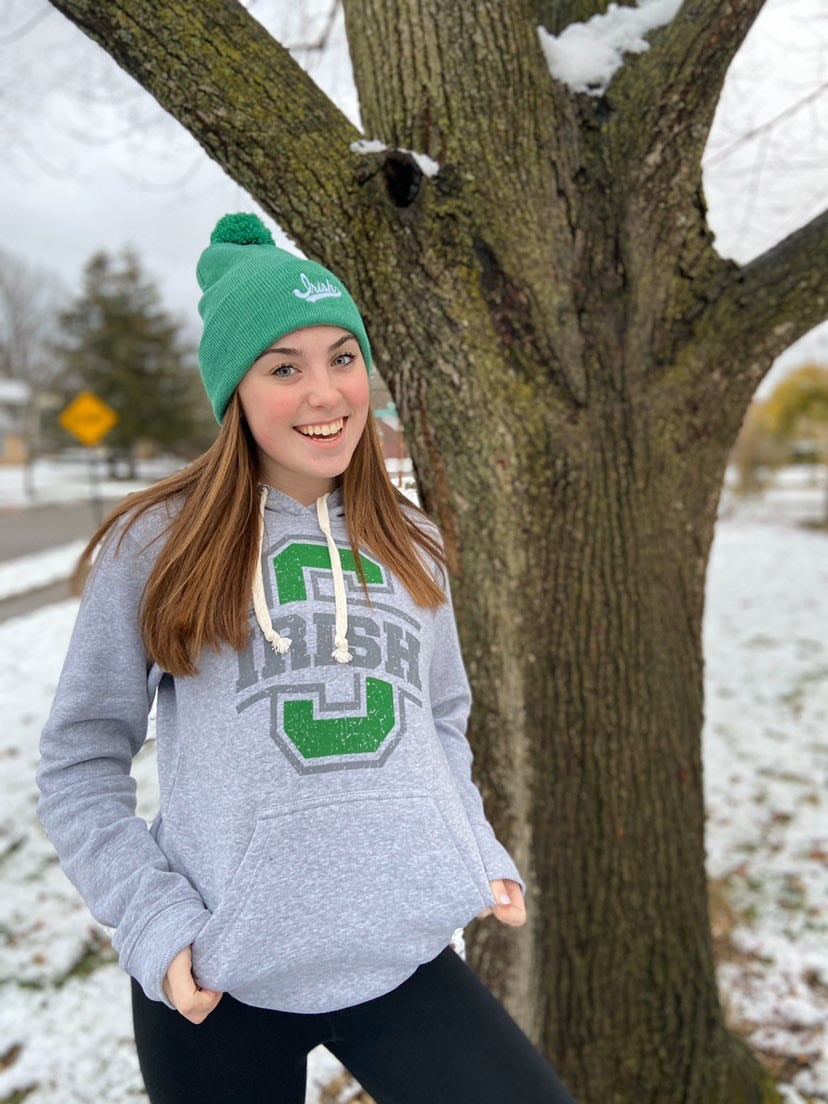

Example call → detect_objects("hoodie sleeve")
36 519 210 1008
428 556 527 897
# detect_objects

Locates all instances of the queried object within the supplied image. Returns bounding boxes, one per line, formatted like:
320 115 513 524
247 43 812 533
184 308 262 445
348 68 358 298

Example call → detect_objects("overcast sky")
0 0 825 398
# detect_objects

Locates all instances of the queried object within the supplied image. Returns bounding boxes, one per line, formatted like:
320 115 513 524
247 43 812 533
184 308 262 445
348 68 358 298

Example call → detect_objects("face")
236 324 370 506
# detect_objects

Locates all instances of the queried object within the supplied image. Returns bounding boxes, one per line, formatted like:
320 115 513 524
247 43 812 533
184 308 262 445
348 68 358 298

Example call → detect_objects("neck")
257 472 337 507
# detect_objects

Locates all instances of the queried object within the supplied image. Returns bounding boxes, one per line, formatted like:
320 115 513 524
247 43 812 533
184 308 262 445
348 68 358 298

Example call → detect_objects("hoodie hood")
253 483 353 664
260 483 345 518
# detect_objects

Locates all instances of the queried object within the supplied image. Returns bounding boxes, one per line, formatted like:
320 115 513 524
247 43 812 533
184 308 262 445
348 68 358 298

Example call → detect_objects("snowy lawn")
0 542 86 602
0 454 183 511
0 468 825 1102
704 471 827 1099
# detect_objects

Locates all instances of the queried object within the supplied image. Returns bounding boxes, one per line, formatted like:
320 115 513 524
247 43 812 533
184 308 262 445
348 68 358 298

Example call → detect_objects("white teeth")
297 417 344 438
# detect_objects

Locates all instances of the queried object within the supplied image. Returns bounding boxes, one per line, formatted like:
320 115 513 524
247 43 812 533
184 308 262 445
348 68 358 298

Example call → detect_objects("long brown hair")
75 393 447 676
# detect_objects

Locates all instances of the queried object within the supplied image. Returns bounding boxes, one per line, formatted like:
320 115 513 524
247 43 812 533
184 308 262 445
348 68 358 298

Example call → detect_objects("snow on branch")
537 0 682 96
350 138 441 178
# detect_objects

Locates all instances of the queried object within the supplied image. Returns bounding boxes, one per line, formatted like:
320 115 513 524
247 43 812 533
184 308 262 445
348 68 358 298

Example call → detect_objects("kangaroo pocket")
191 791 488 993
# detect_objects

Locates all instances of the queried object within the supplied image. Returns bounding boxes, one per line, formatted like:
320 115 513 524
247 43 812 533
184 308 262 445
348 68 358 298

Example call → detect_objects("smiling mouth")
294 416 347 440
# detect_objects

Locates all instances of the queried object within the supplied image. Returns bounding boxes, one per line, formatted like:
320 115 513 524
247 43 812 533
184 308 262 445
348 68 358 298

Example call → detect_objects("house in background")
373 401 413 491
373 402 406 459
0 378 30 463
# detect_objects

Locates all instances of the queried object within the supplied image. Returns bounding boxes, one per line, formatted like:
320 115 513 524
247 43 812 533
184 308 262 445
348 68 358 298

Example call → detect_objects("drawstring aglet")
332 640 353 664
267 633 292 655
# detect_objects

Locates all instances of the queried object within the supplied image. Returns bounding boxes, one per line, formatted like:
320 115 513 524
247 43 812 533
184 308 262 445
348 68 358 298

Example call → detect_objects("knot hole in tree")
383 151 422 208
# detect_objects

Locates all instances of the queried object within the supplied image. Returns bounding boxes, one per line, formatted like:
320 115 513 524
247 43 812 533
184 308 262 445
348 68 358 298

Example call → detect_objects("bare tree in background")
0 248 66 485
41 2 828 1100
0 249 63 387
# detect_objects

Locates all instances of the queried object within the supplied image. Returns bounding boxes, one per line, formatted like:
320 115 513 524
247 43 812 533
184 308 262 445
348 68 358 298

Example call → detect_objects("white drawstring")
316 491 353 664
252 485 292 655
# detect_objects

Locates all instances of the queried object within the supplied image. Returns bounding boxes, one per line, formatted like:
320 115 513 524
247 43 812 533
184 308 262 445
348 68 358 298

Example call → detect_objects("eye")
269 363 296 378
334 351 356 367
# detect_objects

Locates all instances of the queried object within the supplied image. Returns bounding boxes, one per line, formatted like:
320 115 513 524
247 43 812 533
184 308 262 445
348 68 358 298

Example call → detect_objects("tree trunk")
373 289 783 1101
431 416 774 1101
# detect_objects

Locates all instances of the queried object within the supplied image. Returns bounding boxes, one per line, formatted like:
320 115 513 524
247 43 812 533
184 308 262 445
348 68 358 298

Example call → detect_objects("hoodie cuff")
478 836 527 897
123 900 211 1009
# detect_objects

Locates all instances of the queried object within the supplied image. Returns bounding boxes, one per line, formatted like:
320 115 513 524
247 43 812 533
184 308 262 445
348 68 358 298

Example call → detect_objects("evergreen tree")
55 249 213 472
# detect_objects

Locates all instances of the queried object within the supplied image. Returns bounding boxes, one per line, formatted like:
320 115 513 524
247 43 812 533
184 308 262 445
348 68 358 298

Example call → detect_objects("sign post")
59 392 119 526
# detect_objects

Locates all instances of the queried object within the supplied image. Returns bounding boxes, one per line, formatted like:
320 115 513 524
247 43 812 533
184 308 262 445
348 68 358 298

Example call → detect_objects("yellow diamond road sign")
59 391 119 447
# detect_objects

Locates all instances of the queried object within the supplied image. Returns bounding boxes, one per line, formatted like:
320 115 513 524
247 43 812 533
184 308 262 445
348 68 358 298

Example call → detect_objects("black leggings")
131 945 576 1104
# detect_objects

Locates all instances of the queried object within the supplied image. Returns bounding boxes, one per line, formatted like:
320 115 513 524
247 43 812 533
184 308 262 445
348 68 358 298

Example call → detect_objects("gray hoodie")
36 484 525 1014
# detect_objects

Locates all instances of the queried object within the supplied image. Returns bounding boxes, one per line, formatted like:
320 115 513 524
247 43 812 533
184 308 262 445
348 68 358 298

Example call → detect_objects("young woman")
37 214 575 1104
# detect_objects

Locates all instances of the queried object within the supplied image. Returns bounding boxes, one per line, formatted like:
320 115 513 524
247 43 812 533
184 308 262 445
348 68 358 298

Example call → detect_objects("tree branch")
611 0 765 184
689 207 828 396
46 0 384 267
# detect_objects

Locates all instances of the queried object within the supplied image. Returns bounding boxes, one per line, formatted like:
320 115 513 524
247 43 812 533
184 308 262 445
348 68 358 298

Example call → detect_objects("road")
0 497 125 623
0 498 124 563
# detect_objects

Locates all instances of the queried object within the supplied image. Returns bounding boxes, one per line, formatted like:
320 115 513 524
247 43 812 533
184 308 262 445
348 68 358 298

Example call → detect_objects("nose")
305 366 340 408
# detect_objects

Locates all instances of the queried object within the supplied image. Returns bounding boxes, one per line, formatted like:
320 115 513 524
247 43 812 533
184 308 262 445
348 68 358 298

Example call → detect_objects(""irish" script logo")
293 272 343 303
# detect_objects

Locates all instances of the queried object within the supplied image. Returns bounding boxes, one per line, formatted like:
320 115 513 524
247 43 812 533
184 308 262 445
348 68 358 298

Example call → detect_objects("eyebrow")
264 333 356 356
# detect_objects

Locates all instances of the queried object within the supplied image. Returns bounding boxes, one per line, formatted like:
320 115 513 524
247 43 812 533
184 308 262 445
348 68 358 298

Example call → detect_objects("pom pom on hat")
196 212 373 423
210 213 275 247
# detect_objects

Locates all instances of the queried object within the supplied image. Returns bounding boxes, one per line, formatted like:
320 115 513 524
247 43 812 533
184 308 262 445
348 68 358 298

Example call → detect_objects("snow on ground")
705 472 828 1099
0 542 86 602
0 466 825 1101
0 454 182 511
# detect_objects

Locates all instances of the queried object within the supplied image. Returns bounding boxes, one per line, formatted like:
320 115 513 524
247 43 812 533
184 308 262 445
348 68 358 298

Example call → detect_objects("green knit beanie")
197 213 373 422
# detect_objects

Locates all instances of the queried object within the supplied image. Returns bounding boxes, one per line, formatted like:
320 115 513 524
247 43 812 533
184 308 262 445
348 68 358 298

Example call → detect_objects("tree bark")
46 0 824 1099
534 0 640 36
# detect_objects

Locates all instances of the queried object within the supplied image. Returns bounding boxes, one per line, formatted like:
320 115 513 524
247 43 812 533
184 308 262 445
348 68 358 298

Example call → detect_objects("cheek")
346 373 371 425
237 390 299 460
239 386 294 434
